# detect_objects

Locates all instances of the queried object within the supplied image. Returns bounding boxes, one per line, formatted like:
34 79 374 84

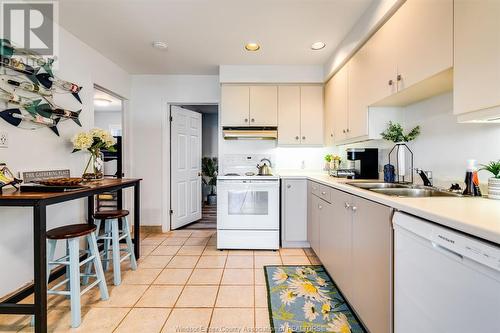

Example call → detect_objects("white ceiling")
59 0 373 75
94 88 122 112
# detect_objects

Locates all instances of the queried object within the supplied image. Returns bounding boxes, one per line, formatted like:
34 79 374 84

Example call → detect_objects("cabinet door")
249 86 278 126
347 55 369 140
323 80 335 146
221 85 250 126
454 0 500 115
351 197 393 333
278 86 301 145
328 66 349 143
281 179 308 246
394 0 453 91
319 189 353 300
307 188 321 256
300 86 324 145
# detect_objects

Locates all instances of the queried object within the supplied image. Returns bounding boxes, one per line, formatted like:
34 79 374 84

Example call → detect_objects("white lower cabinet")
281 179 309 247
308 182 394 333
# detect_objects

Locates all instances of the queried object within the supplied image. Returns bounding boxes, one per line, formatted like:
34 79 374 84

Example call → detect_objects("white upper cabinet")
278 86 301 145
393 0 453 92
454 0 500 122
249 86 278 126
221 85 277 126
327 64 349 142
300 86 324 145
221 85 250 126
278 85 323 146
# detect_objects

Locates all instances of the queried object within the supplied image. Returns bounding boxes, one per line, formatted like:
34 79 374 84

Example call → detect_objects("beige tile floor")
0 229 320 333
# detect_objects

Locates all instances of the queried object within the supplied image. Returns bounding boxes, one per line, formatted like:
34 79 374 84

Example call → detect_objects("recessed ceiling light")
311 41 326 50
152 41 168 50
94 98 112 107
245 42 260 51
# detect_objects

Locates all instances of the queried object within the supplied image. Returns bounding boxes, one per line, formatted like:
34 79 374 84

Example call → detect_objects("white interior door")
171 106 202 229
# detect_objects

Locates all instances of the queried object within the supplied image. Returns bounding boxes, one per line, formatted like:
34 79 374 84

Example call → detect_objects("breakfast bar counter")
0 178 142 333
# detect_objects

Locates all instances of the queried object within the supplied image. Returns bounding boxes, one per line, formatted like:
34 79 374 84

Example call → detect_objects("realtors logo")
1 1 57 56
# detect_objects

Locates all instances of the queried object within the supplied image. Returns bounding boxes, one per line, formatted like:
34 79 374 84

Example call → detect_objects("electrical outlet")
0 132 8 148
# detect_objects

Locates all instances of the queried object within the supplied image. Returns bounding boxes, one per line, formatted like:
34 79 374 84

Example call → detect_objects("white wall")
0 28 130 297
129 75 219 229
219 65 324 83
202 113 218 158
340 92 500 188
94 111 122 133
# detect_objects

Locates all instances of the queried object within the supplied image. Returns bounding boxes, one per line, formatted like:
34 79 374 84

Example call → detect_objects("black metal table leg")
133 182 140 259
33 203 47 333
87 195 94 225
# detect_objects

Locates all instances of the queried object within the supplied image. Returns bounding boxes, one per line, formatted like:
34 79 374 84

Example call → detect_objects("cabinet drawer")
309 181 321 197
318 185 332 203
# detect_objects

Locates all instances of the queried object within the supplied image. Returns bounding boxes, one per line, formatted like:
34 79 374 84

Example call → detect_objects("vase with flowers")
72 128 116 180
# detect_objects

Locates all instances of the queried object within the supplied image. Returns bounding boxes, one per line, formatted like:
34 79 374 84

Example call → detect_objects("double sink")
347 182 462 198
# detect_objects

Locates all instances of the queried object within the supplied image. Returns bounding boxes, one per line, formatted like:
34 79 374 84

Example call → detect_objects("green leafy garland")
380 121 420 143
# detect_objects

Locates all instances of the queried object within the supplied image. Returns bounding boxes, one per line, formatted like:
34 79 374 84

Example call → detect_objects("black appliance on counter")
347 148 379 179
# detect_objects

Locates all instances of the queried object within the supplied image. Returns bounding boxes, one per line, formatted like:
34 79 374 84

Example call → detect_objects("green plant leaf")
381 121 421 143
480 160 500 178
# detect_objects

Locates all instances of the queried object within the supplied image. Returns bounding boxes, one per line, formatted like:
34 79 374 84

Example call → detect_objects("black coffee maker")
346 148 379 179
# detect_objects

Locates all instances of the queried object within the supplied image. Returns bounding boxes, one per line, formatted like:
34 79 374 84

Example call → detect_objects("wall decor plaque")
22 169 70 183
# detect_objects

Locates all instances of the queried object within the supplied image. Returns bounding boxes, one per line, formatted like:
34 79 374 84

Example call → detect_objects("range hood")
222 127 278 140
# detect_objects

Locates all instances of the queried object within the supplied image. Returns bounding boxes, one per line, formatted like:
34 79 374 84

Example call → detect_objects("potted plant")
480 160 500 200
72 128 116 180
381 122 421 183
202 157 218 205
324 154 332 171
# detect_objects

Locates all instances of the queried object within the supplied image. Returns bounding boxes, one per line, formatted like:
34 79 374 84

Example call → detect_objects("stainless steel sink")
346 182 463 197
346 182 409 189
370 188 462 197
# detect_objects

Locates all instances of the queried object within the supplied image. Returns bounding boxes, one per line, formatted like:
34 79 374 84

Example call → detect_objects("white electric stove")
216 155 279 250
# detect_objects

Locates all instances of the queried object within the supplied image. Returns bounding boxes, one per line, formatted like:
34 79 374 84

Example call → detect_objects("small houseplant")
202 157 218 205
381 122 421 183
324 154 342 171
72 128 116 180
480 160 500 200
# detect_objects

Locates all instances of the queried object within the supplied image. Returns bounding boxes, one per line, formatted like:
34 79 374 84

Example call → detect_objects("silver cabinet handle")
295 136 299 140
251 118 255 122
244 118 248 122
344 202 351 209
330 133 334 137
343 129 346 134
318 205 323 210
346 129 350 133
287 184 291 189
388 79 394 86
302 136 306 140
351 206 358 212
321 191 326 195
397 74 402 81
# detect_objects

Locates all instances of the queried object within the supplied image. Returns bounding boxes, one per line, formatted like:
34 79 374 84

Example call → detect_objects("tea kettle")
257 158 273 176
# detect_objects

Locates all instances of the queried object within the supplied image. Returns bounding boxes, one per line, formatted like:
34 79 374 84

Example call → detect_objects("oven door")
217 180 279 230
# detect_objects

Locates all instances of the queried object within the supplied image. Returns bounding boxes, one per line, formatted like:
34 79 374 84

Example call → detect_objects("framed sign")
22 169 70 183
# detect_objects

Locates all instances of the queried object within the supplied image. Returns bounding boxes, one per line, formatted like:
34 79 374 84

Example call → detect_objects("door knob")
351 206 358 212
318 205 323 210
302 136 306 140
244 118 248 122
343 129 346 134
346 129 350 133
321 191 326 195
295 136 299 140
251 118 255 122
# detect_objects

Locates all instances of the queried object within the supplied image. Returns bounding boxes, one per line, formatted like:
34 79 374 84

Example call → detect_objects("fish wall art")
0 38 83 136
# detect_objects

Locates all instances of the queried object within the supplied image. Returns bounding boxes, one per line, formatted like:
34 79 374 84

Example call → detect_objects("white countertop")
277 170 500 245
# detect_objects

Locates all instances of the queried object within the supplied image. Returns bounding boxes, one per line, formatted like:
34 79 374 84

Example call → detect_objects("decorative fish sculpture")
0 163 22 190
24 100 82 127
36 73 82 104
0 90 35 108
0 55 39 84
5 78 52 97
0 39 55 76
0 108 60 136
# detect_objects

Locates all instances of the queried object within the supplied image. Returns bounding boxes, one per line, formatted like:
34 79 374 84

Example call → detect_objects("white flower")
316 276 327 287
279 322 293 333
321 302 331 320
273 268 288 284
287 278 330 303
279 289 297 306
328 313 351 333
296 267 307 278
71 132 93 150
302 301 318 322
304 267 317 276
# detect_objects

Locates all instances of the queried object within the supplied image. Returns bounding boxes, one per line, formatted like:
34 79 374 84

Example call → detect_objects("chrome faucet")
415 168 433 187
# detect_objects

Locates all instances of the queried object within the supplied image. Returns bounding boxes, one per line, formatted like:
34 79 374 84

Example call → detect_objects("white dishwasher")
393 212 500 333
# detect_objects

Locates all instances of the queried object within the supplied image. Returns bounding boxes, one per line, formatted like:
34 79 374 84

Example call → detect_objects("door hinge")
170 209 174 215
169 116 173 122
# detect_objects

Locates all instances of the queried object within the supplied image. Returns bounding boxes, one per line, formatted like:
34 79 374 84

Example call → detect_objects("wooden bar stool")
91 209 137 286
46 224 109 328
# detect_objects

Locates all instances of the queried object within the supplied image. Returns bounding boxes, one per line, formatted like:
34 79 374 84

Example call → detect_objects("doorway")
170 104 218 230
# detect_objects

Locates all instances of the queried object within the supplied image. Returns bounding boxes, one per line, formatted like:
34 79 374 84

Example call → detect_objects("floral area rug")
264 265 365 333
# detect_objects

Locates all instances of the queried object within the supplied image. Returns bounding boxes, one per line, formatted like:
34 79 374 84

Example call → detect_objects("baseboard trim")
141 226 163 234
